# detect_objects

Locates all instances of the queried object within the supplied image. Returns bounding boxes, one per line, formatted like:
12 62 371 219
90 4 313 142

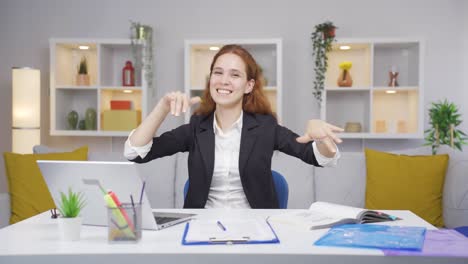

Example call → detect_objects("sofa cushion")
436 146 468 228
272 152 315 209
314 152 366 208
135 155 176 208
364 148 449 227
3 146 88 224
174 153 189 208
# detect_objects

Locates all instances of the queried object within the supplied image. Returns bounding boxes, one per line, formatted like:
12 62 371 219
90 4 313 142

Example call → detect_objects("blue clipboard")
181 219 280 245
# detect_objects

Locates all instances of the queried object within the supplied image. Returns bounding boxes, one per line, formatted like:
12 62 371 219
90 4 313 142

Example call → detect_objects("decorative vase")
76 74 90 86
122 61 135 86
85 108 97 130
78 120 86 130
337 69 353 87
67 110 79 130
58 217 83 241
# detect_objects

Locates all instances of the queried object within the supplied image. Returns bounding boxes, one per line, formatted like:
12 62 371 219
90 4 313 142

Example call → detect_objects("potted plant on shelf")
130 20 154 93
424 99 468 155
57 188 86 241
76 56 90 86
311 21 337 104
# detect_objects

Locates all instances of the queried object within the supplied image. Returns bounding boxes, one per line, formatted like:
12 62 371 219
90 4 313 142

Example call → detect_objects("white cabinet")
184 39 282 122
49 39 148 136
321 39 424 139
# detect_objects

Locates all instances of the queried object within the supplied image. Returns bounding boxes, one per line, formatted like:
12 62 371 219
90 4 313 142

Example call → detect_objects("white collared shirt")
123 112 341 208
205 111 249 208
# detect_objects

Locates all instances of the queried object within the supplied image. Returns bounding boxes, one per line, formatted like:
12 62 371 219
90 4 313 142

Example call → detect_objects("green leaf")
57 187 86 218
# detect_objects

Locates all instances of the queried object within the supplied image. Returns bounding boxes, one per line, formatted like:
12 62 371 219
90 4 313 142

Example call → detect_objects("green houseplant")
130 20 154 95
57 188 86 240
58 188 86 218
311 21 337 104
76 56 90 86
424 99 467 155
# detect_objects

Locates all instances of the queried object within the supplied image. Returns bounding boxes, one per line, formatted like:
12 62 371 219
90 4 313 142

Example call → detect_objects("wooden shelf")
321 39 424 139
50 38 148 136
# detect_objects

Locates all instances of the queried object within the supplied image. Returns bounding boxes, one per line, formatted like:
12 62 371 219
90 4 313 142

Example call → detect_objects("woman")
124 44 343 209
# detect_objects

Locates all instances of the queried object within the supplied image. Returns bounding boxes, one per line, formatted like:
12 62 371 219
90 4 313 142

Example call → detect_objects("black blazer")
131 112 320 209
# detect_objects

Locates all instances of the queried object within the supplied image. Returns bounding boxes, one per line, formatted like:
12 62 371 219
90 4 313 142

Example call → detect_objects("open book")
270 201 401 230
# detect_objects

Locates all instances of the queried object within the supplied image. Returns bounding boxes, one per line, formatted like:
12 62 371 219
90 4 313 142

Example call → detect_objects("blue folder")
314 224 426 251
181 219 280 245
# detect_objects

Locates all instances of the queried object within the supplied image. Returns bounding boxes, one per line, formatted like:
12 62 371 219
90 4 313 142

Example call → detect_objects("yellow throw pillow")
3 146 88 224
365 148 448 227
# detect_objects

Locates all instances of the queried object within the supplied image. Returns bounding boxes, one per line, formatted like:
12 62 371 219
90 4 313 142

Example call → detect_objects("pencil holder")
107 203 142 243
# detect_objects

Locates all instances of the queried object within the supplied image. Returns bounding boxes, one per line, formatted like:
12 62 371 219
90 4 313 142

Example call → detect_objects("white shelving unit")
49 38 148 136
184 39 282 122
321 38 424 139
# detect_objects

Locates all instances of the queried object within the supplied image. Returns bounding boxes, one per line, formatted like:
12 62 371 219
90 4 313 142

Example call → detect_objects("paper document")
182 217 279 245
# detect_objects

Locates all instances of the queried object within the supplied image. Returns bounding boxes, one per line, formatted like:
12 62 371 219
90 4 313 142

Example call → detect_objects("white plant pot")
58 217 83 241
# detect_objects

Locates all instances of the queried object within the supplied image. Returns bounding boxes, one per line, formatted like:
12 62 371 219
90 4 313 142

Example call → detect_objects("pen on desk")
217 221 227 231
139 181 146 204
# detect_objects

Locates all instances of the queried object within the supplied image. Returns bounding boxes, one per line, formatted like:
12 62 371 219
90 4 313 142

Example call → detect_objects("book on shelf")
270 201 401 230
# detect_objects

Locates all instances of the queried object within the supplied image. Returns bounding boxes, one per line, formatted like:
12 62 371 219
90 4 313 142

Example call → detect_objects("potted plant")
76 56 90 86
311 21 337 104
424 99 468 155
130 20 154 93
57 188 86 241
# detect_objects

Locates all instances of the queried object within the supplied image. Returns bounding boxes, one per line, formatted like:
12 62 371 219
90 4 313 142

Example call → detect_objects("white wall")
0 0 466 193
463 0 468 134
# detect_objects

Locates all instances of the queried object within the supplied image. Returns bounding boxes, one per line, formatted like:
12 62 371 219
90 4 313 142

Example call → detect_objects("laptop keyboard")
154 216 181 225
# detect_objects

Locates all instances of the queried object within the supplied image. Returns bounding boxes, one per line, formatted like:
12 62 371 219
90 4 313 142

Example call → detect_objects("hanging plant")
130 21 154 96
424 99 468 155
311 21 337 104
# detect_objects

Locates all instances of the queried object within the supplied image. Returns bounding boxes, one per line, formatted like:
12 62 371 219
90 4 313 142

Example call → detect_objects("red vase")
122 61 135 86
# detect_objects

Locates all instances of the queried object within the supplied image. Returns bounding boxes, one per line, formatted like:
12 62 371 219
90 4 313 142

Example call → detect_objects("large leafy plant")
58 188 86 218
311 21 337 104
424 99 467 155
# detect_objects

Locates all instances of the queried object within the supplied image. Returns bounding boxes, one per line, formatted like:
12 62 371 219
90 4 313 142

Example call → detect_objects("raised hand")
160 91 201 116
296 120 344 154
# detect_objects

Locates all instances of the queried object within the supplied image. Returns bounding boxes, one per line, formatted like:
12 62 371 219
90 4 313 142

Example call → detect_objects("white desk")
0 209 464 264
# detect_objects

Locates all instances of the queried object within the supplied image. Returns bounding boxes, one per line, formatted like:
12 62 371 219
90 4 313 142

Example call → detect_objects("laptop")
37 160 195 230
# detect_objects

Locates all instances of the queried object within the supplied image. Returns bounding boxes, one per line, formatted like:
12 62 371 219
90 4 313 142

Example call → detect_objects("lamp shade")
12 67 40 154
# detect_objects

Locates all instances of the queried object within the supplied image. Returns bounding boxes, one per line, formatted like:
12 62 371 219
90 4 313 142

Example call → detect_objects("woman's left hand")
296 120 344 152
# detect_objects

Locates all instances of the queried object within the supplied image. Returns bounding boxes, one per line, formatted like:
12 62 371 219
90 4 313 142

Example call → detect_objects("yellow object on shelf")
101 110 141 131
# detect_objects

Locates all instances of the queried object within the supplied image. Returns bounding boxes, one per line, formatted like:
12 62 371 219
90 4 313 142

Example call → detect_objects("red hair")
193 44 275 118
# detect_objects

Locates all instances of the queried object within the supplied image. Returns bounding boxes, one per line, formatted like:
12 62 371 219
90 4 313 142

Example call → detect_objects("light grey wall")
0 0 466 193
463 0 468 134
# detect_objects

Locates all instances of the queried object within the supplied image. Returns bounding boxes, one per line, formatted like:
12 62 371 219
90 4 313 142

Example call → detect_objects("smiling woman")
124 44 344 209
194 45 273 121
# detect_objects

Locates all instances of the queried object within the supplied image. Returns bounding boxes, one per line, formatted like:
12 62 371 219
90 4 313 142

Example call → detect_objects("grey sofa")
0 146 466 229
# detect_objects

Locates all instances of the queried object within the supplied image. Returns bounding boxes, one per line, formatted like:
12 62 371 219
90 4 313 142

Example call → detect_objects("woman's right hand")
159 91 201 116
